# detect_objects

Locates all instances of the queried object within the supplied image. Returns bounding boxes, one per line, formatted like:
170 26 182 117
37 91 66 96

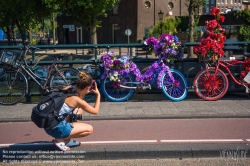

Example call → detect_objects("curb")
1 144 249 161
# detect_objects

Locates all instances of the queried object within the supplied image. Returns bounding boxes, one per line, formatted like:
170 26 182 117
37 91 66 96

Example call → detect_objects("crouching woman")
44 71 100 151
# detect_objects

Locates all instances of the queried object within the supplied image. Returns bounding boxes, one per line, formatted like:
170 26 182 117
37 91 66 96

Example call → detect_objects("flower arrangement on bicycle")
100 34 182 88
100 53 134 88
144 34 182 63
193 7 226 61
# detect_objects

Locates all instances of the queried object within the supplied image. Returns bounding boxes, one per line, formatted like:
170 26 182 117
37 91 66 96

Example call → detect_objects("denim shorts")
44 119 73 139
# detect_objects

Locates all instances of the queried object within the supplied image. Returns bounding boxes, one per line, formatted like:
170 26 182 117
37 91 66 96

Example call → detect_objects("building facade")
57 0 189 44
56 0 247 44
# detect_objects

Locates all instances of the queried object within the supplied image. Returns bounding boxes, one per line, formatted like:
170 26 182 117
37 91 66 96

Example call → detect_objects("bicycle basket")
0 50 22 68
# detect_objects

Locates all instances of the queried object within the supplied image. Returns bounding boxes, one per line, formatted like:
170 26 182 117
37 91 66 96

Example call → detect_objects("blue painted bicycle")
99 34 188 102
100 54 187 102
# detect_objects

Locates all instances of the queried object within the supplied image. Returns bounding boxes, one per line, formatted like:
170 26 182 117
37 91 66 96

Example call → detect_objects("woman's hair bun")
77 71 92 89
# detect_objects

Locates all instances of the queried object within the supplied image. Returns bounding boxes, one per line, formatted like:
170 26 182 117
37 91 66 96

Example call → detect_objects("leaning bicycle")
100 34 188 102
193 53 250 101
0 46 79 105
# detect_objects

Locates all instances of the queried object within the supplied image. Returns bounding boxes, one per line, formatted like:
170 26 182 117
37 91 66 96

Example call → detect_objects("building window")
211 0 215 4
113 3 118 14
218 0 221 3
206 7 209 14
112 24 119 43
76 27 82 44
145 1 151 9
168 2 174 9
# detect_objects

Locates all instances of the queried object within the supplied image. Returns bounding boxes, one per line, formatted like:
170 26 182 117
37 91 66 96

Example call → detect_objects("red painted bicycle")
193 53 250 101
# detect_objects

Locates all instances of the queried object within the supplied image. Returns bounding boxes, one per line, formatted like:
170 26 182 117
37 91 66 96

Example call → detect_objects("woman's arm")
77 93 100 115
65 82 101 115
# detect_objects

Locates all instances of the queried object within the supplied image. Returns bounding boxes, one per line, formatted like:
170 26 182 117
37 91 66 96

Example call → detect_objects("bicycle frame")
213 59 250 86
113 60 170 90
5 47 70 93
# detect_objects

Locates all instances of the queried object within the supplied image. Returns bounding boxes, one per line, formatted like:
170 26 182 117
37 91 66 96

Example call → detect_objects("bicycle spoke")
161 69 188 101
194 68 228 100
50 67 79 90
0 70 26 105
102 74 134 102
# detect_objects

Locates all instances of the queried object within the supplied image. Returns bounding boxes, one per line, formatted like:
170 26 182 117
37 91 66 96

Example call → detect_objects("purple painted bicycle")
100 34 188 102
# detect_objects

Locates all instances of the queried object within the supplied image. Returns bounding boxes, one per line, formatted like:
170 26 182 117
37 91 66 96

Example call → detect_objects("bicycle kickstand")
243 84 250 93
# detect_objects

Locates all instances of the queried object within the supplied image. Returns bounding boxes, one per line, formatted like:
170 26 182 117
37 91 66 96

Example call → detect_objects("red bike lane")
0 118 250 147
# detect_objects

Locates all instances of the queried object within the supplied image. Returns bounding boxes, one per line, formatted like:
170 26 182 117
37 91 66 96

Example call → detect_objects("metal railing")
0 41 249 102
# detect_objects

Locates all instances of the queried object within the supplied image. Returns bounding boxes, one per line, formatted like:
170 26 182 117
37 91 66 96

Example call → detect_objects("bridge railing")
0 41 249 102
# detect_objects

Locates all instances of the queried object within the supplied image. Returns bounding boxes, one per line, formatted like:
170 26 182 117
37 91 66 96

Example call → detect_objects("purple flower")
145 34 182 62
144 37 159 46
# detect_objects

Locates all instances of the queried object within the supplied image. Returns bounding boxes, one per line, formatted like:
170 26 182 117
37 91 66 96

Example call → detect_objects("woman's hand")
91 81 100 96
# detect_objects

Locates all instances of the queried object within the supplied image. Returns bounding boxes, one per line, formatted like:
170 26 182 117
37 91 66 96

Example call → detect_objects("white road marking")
160 139 244 143
0 140 157 147
0 139 247 147
80 140 158 144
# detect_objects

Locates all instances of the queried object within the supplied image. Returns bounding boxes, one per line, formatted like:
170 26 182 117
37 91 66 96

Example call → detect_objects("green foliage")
45 0 120 29
238 25 250 41
176 16 189 32
0 0 51 44
235 9 250 42
30 38 38 45
235 9 250 24
149 17 180 37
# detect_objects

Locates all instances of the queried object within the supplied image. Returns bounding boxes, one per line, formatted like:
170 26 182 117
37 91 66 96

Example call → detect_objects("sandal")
52 140 70 152
66 139 81 147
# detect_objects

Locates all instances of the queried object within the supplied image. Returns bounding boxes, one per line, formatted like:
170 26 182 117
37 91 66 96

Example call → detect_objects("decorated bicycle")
100 34 188 102
193 7 250 100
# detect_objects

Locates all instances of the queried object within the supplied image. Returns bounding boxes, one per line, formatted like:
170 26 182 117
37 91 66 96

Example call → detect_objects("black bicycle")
0 46 79 105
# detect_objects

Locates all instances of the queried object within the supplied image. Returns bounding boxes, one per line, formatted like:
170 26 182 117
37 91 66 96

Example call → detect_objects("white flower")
113 71 118 76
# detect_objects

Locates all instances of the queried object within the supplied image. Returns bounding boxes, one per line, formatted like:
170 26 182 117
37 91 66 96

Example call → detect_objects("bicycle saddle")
51 54 64 59
244 52 250 57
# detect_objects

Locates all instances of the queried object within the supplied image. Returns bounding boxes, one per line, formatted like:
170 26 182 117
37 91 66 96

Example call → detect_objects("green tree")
0 0 51 45
149 17 180 38
42 1 60 45
44 0 120 44
186 0 206 58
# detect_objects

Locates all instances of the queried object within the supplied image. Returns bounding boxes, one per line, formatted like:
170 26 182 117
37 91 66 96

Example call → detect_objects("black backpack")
31 88 77 129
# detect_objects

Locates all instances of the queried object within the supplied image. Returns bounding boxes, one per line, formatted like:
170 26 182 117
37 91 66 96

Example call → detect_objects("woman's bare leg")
65 122 93 140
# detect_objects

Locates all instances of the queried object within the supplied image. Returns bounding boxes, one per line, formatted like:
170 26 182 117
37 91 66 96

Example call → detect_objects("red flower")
193 7 226 60
220 16 225 23
205 20 218 31
210 8 220 16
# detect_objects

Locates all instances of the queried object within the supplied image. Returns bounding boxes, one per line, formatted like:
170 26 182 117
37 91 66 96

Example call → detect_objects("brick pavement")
0 93 249 122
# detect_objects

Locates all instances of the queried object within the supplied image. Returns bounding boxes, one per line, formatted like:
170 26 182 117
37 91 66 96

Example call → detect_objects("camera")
90 80 96 90
69 113 82 122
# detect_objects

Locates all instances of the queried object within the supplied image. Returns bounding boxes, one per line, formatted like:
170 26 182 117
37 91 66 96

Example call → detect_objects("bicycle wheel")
161 69 188 101
49 67 79 90
101 74 134 102
0 67 27 105
193 67 228 101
